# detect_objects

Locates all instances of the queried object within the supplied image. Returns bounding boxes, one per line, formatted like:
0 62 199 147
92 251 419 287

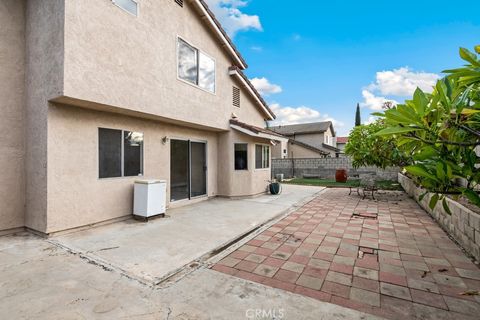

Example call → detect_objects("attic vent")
233 86 240 108
175 0 184 7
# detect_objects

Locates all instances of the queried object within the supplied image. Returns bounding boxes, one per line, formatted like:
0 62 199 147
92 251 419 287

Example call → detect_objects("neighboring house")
0 0 280 235
336 137 349 154
270 122 340 158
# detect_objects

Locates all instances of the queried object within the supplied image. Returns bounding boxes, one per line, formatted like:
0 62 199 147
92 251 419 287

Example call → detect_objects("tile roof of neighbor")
336 137 349 144
230 119 285 138
270 121 336 136
288 139 329 156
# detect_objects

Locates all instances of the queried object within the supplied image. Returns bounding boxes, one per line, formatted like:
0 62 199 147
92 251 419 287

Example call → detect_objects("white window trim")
112 0 139 17
98 127 144 180
255 144 270 170
176 36 217 95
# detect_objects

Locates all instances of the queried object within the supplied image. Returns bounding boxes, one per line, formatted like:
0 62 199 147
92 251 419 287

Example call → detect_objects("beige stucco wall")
61 0 268 130
0 0 26 231
46 104 219 233
272 139 288 159
218 130 271 198
24 0 65 232
288 143 324 159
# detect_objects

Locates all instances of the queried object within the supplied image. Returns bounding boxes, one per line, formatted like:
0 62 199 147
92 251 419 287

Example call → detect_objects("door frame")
170 138 208 202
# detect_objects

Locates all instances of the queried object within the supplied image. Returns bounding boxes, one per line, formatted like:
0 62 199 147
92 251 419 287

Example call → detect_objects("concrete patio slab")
213 188 480 320
51 184 323 283
0 233 385 320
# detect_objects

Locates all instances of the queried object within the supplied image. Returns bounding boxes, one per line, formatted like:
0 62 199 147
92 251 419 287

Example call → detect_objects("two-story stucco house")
0 0 283 235
270 121 340 158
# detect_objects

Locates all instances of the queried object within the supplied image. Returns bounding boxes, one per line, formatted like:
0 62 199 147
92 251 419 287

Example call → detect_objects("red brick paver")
213 189 480 319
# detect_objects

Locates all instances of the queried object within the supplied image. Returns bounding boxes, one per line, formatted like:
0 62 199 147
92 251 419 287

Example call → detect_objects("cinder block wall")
399 173 480 261
272 158 399 181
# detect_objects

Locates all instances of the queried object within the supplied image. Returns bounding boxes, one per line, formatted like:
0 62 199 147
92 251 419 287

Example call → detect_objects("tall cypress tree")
355 103 361 126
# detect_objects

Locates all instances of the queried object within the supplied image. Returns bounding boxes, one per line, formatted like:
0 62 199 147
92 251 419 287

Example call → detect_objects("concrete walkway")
214 188 480 320
0 233 384 319
52 184 323 283
0 184 388 319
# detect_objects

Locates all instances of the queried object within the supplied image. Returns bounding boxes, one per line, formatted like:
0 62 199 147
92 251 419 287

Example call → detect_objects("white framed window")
177 38 216 93
112 0 138 16
99 128 144 178
255 145 270 169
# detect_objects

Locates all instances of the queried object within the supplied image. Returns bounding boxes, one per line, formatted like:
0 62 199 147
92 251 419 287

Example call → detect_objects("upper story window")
112 0 138 16
177 38 216 93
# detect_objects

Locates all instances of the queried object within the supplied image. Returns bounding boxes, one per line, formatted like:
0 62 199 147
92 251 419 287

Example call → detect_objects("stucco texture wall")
25 0 65 232
46 105 219 233
61 0 267 130
0 0 26 230
217 130 271 198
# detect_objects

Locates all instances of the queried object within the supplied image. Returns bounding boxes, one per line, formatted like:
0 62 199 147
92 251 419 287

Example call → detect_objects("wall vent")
175 0 184 7
233 86 241 108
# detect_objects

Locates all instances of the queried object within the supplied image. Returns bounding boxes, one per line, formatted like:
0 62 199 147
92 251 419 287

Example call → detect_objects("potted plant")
335 168 348 183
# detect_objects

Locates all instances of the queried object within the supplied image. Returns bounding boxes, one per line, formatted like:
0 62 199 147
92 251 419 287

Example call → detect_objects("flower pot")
335 169 348 183
269 182 281 195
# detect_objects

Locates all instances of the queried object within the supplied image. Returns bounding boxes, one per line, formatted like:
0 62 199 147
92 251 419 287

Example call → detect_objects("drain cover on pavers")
351 212 378 219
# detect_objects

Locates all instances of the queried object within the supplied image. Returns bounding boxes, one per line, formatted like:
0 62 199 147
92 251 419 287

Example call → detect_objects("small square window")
234 144 248 170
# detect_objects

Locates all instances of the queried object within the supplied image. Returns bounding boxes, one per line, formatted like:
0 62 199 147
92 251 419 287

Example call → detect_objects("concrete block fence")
272 158 400 181
399 173 480 261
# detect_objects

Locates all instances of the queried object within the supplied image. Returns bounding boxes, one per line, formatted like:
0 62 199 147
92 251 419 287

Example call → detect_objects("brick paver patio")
212 189 480 320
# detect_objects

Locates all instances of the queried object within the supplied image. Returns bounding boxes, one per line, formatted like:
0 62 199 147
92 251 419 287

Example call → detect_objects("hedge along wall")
398 173 480 261
272 158 400 181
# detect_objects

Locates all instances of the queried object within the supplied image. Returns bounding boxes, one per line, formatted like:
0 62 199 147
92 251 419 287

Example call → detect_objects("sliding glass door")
170 139 207 201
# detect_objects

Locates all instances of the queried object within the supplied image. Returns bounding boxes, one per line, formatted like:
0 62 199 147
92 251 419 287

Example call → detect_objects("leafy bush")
345 120 410 169
375 46 480 210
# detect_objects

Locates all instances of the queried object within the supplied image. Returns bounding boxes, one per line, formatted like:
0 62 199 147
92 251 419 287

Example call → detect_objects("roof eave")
191 0 248 70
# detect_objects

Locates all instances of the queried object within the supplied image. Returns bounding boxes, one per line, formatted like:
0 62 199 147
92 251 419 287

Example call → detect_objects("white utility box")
133 180 166 219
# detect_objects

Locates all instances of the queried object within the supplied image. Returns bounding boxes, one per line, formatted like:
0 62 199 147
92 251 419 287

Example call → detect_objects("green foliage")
355 103 362 126
375 46 480 210
345 120 410 169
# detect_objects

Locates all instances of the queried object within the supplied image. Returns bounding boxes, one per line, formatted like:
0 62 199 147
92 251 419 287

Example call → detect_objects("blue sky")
206 0 480 136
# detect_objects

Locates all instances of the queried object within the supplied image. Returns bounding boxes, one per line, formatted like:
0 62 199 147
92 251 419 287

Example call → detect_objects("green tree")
345 120 410 169
375 46 480 210
355 103 361 126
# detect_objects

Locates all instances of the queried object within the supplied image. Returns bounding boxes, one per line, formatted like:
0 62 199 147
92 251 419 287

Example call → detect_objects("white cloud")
364 115 378 125
250 77 282 96
360 90 397 111
368 67 439 97
269 103 344 129
205 0 263 37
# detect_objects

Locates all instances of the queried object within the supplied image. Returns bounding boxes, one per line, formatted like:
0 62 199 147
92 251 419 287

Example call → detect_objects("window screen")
113 0 138 16
178 39 198 85
124 131 144 176
99 128 122 178
234 144 248 170
255 145 270 169
198 52 215 92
